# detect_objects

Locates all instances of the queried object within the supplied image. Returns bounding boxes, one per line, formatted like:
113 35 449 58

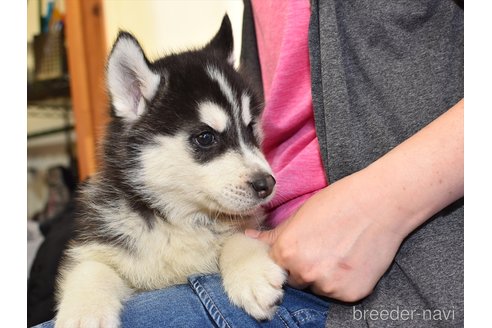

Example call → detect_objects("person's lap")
34 274 329 328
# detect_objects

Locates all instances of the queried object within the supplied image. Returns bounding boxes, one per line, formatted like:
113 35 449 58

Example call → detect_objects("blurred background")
27 1 245 326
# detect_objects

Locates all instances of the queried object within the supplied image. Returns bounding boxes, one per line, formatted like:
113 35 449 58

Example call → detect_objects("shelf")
27 125 75 140
27 76 71 102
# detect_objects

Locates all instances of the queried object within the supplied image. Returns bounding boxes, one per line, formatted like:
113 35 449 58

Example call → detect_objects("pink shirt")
251 0 328 227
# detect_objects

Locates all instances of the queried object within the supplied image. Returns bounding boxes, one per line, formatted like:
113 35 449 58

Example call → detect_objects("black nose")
250 174 276 199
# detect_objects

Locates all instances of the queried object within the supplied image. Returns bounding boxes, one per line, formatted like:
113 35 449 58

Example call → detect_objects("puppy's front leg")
55 260 132 328
220 233 287 320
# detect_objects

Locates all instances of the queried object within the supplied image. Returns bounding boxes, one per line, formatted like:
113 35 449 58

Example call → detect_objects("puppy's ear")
106 32 160 122
205 14 235 66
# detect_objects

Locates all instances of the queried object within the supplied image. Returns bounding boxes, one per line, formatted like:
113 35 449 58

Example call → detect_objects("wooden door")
65 0 108 181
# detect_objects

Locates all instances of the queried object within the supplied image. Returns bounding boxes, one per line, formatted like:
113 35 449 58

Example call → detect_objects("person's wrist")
349 165 422 240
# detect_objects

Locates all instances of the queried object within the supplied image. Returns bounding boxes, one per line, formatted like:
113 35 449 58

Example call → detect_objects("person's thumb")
244 228 278 246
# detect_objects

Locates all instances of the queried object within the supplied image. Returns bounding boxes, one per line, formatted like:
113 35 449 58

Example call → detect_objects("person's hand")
246 173 405 302
246 99 464 302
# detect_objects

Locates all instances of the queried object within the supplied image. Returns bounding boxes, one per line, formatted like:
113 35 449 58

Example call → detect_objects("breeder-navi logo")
353 306 455 322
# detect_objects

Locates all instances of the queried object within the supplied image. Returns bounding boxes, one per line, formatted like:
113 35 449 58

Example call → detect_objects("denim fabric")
189 274 328 328
33 274 328 328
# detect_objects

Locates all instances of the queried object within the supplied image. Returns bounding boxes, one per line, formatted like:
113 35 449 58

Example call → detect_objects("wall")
103 0 244 66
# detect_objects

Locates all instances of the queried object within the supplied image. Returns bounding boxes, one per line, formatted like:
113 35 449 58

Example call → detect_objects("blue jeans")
34 274 329 327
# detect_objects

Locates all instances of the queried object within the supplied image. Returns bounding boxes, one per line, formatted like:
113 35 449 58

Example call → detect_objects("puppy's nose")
250 174 276 199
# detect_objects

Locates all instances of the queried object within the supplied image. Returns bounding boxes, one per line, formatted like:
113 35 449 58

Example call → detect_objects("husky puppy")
54 15 286 327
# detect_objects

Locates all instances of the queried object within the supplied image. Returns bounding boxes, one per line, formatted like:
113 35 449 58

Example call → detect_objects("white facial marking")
198 101 230 133
241 146 272 173
241 93 252 126
206 65 239 112
206 65 269 174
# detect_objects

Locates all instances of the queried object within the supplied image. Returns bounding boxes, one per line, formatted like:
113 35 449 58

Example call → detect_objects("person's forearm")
353 99 464 237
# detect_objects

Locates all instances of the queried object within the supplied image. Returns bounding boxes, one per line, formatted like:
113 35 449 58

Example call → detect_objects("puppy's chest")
117 220 229 290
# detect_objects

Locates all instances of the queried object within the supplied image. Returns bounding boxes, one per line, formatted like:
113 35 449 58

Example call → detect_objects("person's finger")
286 272 310 290
244 228 278 246
310 280 331 297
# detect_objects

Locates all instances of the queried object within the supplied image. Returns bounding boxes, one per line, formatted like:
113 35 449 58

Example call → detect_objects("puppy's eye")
194 131 216 148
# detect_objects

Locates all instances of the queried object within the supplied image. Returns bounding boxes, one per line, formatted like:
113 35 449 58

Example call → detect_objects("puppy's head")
104 15 275 221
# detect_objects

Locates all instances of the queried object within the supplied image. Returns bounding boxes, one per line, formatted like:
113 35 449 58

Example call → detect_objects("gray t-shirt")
308 0 464 327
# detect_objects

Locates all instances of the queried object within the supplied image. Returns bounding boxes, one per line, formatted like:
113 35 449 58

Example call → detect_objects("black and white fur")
55 15 286 327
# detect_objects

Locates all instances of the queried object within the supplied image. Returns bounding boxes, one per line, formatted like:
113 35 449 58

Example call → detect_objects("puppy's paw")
55 303 121 328
222 249 287 320
241 259 286 320
55 260 132 328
